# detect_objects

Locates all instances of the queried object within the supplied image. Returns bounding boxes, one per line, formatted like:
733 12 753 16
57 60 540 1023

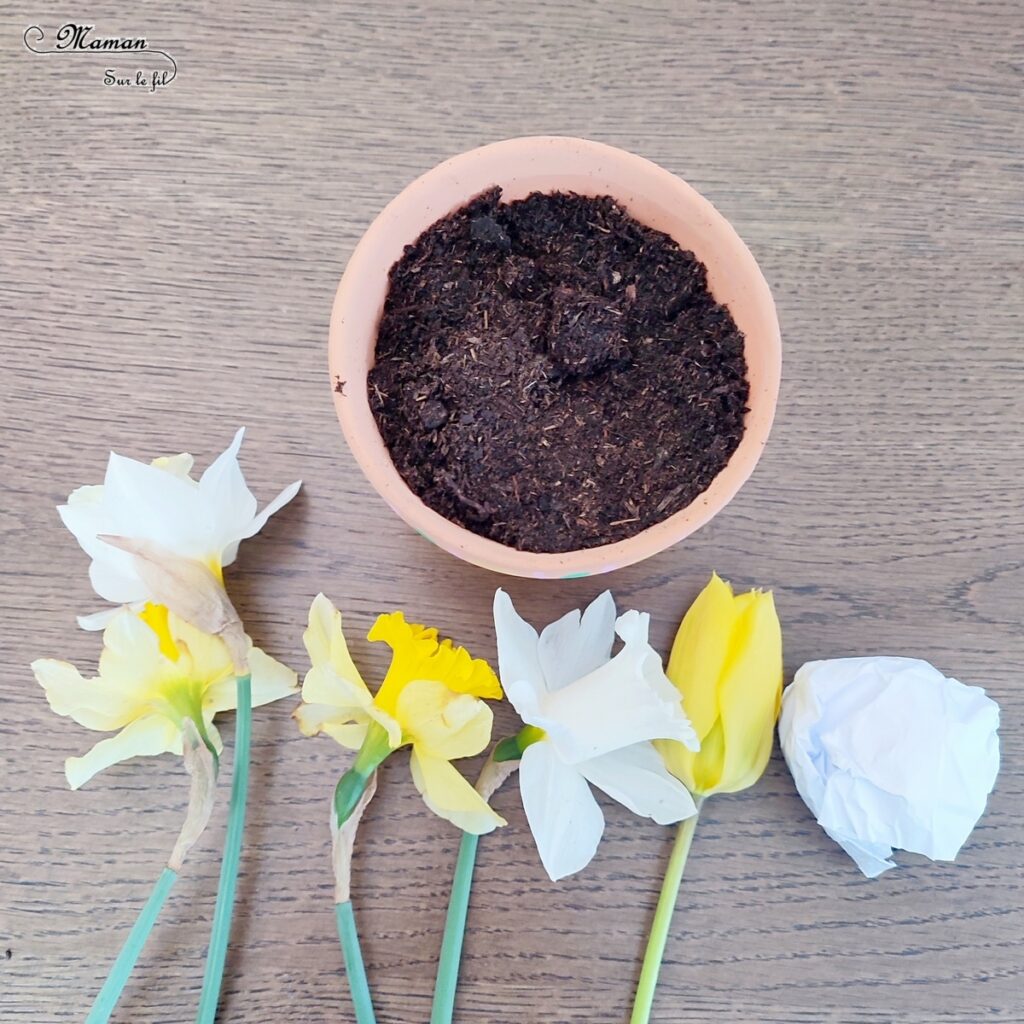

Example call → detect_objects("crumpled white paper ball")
779 657 1000 877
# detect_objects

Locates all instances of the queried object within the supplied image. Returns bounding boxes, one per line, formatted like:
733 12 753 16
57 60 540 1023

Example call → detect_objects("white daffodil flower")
493 589 700 881
59 428 301 628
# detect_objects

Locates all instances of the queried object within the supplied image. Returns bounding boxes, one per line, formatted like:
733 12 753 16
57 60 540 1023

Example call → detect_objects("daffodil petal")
196 427 259 562
76 607 122 631
518 739 605 881
104 450 207 555
303 594 370 698
97 610 169 689
32 658 137 731
578 742 698 825
493 588 547 705
65 714 179 789
294 702 370 749
396 679 494 760
239 479 302 542
205 643 296 711
409 748 505 835
151 453 195 479
537 590 616 691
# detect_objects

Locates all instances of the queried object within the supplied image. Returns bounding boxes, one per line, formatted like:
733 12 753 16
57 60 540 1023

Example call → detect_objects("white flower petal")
518 739 605 881
537 590 616 691
577 742 698 825
103 450 207 555
77 607 122 631
493 589 546 714
238 479 302 543
65 714 179 790
197 427 259 560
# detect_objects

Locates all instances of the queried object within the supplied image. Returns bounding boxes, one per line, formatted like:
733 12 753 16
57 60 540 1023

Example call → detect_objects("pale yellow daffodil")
657 572 783 797
32 604 297 790
295 593 505 835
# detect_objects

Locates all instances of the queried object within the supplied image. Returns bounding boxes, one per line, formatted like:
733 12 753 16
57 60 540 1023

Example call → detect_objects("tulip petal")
537 591 617 691
409 747 505 835
578 742 698 825
716 590 783 793
493 589 546 708
396 679 494 760
665 572 738 742
65 713 179 789
518 740 605 880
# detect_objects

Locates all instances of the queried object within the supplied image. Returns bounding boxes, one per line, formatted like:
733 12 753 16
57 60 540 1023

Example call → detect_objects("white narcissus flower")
59 428 301 628
779 657 1001 878
32 604 298 790
494 589 700 881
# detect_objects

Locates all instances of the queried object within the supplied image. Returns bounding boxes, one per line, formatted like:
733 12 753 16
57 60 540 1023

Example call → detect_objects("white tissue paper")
779 656 1000 878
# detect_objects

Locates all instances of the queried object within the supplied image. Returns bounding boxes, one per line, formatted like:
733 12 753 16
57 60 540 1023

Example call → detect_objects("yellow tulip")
295 594 505 835
657 573 783 797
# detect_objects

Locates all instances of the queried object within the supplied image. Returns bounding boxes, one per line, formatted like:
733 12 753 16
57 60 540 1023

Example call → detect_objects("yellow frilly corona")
657 573 783 797
32 603 297 790
295 593 506 835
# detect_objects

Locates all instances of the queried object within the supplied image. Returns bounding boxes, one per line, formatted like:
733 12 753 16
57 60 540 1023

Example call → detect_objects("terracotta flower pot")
329 136 781 579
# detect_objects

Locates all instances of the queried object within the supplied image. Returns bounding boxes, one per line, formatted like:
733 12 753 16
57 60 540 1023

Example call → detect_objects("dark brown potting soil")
367 188 749 553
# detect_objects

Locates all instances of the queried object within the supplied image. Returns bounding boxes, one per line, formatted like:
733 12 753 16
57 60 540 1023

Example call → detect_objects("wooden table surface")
2 2 1021 1021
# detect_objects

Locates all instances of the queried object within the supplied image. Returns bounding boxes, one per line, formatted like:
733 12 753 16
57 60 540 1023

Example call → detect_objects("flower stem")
629 807 702 1024
429 830 480 1024
195 673 252 1024
84 866 178 1024
335 900 377 1024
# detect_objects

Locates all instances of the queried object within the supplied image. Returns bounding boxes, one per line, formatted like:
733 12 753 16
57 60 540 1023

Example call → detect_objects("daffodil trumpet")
630 573 783 1024
296 595 505 1024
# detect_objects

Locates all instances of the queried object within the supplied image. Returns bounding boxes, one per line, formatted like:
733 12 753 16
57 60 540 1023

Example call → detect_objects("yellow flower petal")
32 657 138 732
396 679 494 760
715 590 782 793
304 593 369 696
65 714 180 789
408 747 506 835
665 572 737 741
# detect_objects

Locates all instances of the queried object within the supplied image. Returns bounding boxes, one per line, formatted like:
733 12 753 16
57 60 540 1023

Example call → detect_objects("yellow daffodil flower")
657 573 783 797
295 593 505 835
32 604 298 790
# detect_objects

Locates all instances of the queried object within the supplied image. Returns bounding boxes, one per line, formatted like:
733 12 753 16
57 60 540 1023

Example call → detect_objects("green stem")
629 807 702 1024
84 866 178 1024
336 901 377 1024
195 674 252 1024
430 831 480 1024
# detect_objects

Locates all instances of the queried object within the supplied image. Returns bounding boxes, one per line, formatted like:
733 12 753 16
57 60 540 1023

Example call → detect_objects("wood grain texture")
1 1 1021 1021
